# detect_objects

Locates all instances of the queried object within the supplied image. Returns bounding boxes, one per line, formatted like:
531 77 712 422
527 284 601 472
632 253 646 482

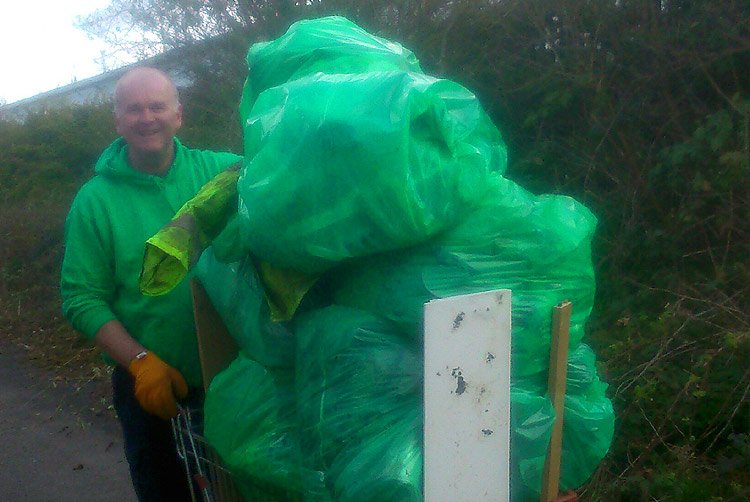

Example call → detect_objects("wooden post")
540 301 573 502
190 279 239 391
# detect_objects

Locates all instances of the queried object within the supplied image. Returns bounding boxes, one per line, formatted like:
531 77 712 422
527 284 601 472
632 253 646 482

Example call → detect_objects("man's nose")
139 109 156 122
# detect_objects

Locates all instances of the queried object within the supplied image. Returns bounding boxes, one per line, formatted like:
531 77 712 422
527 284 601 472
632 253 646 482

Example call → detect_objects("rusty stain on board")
475 385 489 405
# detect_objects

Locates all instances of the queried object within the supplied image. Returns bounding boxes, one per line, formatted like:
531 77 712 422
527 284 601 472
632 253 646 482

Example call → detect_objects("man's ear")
176 104 184 128
114 110 124 135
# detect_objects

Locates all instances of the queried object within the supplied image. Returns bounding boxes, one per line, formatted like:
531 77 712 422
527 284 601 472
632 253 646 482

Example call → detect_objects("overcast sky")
0 0 123 104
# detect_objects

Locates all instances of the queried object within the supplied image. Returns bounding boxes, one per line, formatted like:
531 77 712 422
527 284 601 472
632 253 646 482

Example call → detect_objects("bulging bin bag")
237 19 506 274
203 354 328 500
294 305 422 498
331 174 597 377
196 15 614 502
241 16 422 116
510 384 556 501
238 71 506 273
327 405 422 502
194 248 295 368
559 344 615 491
510 343 615 499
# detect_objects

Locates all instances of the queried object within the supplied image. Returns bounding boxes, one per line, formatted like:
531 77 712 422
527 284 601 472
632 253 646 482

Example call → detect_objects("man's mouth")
138 129 161 137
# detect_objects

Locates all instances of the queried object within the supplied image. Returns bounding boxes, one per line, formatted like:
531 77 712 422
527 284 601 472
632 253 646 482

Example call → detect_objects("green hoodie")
61 137 242 387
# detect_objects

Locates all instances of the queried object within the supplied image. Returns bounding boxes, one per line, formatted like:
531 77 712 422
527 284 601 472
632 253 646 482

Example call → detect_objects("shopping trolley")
172 403 243 502
170 280 245 502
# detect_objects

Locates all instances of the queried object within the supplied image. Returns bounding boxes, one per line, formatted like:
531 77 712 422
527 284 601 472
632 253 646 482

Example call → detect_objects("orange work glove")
127 351 188 420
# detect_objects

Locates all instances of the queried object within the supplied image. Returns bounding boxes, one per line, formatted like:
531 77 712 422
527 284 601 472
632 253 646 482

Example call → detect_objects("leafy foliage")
0 104 118 383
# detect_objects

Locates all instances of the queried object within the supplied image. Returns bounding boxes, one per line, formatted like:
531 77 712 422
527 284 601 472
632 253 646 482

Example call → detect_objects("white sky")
0 1 124 104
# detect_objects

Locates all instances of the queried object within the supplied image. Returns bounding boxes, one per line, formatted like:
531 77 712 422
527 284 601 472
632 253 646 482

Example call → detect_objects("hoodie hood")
94 137 183 181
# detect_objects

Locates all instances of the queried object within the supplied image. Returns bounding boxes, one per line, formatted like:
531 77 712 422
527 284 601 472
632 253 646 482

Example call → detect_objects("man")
61 67 242 501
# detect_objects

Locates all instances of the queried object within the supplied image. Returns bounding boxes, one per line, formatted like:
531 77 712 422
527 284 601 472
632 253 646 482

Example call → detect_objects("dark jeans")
112 366 200 502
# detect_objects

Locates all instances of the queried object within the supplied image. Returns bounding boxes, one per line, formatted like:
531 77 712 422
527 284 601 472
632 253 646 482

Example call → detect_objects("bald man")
61 67 241 501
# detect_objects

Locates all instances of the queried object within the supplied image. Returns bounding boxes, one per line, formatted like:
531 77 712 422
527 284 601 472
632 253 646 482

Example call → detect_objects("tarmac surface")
0 343 136 501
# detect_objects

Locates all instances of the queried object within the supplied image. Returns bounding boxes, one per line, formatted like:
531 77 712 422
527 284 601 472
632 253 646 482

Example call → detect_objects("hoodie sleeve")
60 186 118 340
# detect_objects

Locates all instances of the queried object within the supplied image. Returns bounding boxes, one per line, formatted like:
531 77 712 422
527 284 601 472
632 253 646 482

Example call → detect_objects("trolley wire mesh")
172 404 243 502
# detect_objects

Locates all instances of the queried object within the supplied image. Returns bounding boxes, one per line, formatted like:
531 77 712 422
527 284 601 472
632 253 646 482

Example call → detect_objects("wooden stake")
540 301 573 502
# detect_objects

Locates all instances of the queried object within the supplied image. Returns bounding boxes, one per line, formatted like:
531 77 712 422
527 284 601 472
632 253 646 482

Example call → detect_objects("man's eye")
151 104 166 112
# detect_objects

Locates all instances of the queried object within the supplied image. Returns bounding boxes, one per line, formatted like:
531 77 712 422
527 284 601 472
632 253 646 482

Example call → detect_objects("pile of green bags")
236 16 505 274
192 16 614 501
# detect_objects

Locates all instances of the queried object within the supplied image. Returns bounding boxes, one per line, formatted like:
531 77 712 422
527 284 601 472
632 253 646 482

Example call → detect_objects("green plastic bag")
294 306 421 477
241 16 422 117
194 249 295 368
203 302 612 500
198 15 613 501
331 174 597 377
203 354 328 500
237 20 506 274
559 344 615 491
510 344 615 500
327 405 422 502
510 384 556 501
140 164 241 296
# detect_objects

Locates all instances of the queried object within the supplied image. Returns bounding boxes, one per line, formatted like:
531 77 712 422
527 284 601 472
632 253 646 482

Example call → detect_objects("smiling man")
60 67 241 501
114 68 184 174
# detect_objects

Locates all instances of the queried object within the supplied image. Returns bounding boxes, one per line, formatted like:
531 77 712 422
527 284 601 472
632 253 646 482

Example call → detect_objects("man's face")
114 73 182 159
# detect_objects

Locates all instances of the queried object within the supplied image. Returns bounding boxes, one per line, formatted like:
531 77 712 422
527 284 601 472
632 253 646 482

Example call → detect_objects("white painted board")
423 289 512 502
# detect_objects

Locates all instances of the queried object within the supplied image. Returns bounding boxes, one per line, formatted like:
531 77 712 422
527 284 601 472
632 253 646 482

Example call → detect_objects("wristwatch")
133 350 148 361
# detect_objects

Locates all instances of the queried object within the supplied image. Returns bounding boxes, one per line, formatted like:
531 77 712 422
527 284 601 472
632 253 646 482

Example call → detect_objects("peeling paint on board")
452 312 465 330
451 367 467 395
495 292 504 305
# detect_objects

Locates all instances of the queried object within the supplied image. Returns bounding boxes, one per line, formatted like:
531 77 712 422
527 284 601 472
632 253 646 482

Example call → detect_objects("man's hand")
127 352 188 420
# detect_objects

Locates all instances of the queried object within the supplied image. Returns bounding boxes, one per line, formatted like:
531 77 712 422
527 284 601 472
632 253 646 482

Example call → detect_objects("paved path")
0 344 136 501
